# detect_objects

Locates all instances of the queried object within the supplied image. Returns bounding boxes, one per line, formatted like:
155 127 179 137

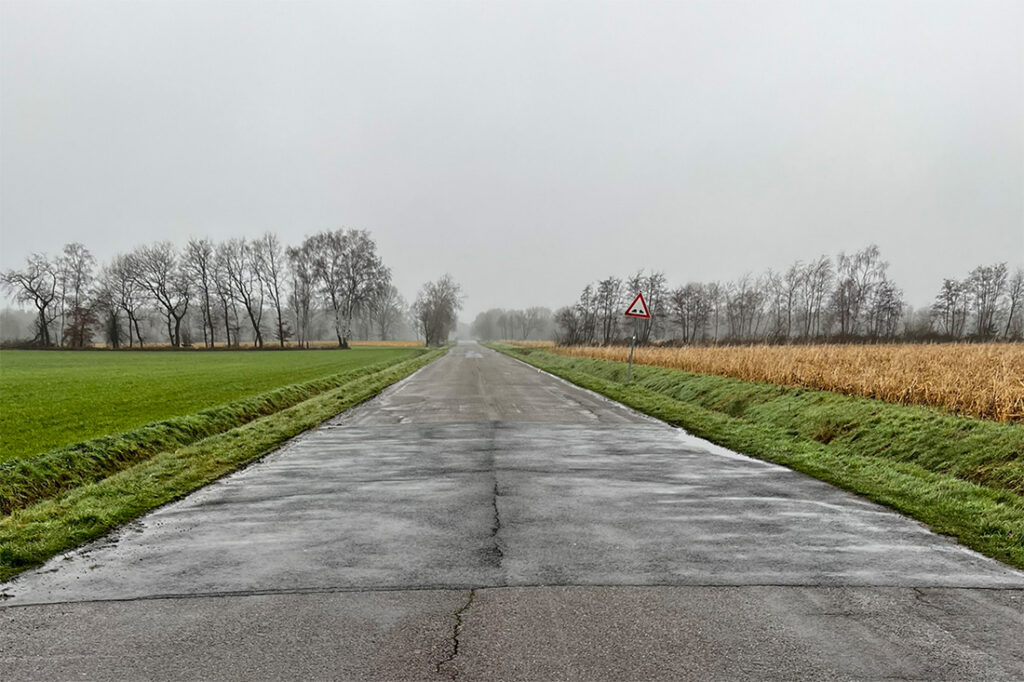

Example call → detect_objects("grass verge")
491 344 1024 571
1 355 428 514
0 349 444 582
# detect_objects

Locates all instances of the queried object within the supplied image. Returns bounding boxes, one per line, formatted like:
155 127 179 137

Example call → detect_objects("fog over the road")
1 0 1021 317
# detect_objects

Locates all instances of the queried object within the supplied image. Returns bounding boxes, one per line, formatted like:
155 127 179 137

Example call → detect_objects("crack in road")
435 589 476 680
912 586 941 610
478 422 507 577
490 480 504 564
433 423 504 679
433 425 503 679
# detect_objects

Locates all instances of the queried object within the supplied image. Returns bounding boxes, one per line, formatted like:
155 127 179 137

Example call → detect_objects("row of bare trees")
1 230 422 349
556 245 1024 345
0 244 98 349
470 307 554 341
929 263 1023 341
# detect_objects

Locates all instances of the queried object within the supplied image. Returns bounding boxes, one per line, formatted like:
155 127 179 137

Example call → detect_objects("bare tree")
670 283 712 343
471 309 501 341
831 245 886 338
1003 267 1024 340
725 274 764 341
501 310 521 340
471 307 551 341
286 241 316 348
520 307 546 340
706 281 724 343
92 266 124 348
557 285 600 345
582 285 601 344
132 242 191 347
764 269 787 342
1 253 59 345
184 238 217 348
670 285 692 342
554 305 585 345
368 284 404 341
799 256 832 339
212 245 240 347
865 279 904 339
931 278 967 339
307 230 347 347
499 310 514 340
220 238 265 348
56 243 96 348
406 302 423 342
967 262 1007 339
595 276 623 344
414 274 463 346
108 254 146 347
254 233 289 347
781 262 803 340
308 229 390 348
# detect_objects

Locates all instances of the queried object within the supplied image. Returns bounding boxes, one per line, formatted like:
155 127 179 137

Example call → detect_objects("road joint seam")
4 582 1023 610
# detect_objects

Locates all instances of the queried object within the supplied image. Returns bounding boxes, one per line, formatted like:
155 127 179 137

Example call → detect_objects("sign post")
623 292 651 382
627 319 637 382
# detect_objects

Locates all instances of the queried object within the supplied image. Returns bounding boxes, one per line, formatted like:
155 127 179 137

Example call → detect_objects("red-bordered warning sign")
624 292 651 319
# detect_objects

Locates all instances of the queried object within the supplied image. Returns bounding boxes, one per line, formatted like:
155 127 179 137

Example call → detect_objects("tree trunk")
36 306 49 346
333 307 344 347
165 313 175 346
204 292 215 348
276 302 285 348
222 302 232 347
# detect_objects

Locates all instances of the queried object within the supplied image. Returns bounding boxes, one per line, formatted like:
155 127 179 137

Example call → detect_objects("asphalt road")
2 341 1023 680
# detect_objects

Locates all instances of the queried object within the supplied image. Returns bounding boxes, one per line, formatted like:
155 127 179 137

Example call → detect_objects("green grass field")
0 348 420 464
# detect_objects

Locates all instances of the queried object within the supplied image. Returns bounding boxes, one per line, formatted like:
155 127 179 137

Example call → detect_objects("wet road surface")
2 342 1023 680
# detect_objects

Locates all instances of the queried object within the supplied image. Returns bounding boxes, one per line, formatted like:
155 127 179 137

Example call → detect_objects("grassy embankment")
492 344 1024 570
0 347 444 581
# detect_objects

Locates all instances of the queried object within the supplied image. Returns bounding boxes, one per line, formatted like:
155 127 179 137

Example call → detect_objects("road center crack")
435 589 476 679
490 481 504 563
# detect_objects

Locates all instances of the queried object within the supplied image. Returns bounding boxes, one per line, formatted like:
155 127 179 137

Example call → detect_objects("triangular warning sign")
624 292 651 319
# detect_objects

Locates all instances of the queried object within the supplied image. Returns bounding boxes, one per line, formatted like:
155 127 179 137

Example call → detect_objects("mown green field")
0 348 419 464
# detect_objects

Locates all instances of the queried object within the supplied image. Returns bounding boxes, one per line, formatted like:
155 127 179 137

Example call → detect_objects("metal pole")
627 317 637 382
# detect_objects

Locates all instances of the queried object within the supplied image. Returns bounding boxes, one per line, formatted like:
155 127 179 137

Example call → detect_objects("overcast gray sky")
2 0 1022 319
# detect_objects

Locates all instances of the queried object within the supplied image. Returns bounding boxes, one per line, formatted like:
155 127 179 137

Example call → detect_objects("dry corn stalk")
539 343 1024 423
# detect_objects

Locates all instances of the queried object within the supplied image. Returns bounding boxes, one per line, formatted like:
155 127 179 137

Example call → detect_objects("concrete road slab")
0 589 464 681
454 586 1024 681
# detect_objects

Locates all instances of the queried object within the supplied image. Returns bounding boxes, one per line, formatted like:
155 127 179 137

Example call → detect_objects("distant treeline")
0 232 462 349
470 307 556 341
556 245 1023 345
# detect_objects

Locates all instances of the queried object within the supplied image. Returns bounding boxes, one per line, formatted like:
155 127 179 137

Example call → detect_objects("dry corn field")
537 343 1024 423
